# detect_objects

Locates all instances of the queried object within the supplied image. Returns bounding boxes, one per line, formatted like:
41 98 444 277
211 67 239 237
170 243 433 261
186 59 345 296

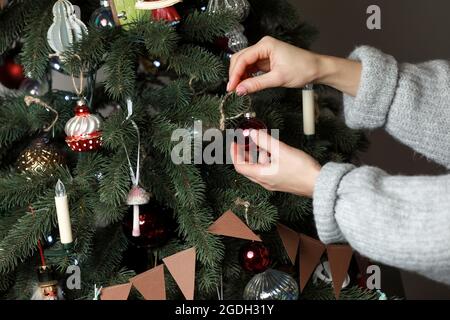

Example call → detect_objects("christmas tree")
0 0 379 300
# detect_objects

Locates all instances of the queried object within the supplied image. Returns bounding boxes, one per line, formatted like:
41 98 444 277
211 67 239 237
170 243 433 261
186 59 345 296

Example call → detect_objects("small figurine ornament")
31 266 64 300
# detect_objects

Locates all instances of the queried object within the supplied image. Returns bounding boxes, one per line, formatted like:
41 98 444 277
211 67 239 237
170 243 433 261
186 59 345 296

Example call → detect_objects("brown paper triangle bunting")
130 264 166 300
298 234 326 292
208 210 261 241
100 283 132 300
277 224 300 264
327 245 353 300
163 247 196 300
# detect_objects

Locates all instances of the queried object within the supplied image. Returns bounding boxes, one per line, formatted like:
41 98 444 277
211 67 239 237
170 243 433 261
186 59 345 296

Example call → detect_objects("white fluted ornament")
47 0 88 55
65 100 102 152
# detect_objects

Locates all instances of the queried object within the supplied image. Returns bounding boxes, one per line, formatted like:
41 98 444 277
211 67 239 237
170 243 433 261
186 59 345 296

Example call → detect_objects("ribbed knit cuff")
343 46 399 129
313 162 355 244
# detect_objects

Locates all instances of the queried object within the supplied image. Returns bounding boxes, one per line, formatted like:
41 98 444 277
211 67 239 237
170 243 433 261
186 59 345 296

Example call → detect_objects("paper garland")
275 227 355 300
163 247 196 300
101 247 196 301
277 224 300 264
298 234 326 292
208 210 261 241
100 209 355 300
327 245 353 299
100 283 132 300
130 265 166 300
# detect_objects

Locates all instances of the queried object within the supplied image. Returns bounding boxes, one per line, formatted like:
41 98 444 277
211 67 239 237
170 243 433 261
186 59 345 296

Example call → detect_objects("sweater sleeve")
313 162 450 285
343 46 450 168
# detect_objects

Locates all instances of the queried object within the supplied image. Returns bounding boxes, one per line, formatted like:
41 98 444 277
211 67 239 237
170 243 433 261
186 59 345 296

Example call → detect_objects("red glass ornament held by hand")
65 100 103 152
235 112 268 151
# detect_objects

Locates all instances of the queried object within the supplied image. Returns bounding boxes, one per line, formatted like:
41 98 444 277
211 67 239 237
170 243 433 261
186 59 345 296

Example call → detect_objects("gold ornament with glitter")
16 135 65 174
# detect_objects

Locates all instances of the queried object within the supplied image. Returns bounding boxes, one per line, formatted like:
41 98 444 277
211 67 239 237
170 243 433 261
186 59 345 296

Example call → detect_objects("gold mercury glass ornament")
17 96 65 175
16 135 65 174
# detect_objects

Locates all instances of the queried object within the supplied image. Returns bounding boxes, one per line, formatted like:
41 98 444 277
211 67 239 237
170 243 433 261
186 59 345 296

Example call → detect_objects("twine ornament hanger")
218 93 252 131
24 96 59 133
234 197 251 227
70 57 85 99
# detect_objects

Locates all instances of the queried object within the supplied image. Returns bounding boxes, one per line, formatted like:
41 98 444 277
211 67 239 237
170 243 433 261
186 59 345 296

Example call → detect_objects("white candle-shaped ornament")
54 179 74 250
302 84 316 139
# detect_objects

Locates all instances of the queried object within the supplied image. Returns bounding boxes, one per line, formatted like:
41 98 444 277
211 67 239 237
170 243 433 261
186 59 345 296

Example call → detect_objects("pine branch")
169 45 225 84
0 1 32 54
0 173 54 212
175 205 224 268
181 11 238 43
98 150 130 208
130 18 179 57
0 96 32 148
19 0 54 79
141 79 192 111
84 224 128 278
0 190 56 274
61 25 108 75
104 36 137 101
101 109 138 152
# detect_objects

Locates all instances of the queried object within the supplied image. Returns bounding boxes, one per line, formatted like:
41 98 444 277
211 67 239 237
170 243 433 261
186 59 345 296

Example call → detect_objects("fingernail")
236 85 248 96
226 81 231 92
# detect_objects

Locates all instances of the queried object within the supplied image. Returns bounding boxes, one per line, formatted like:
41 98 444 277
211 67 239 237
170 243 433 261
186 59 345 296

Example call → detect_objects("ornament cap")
244 112 256 119
74 100 91 116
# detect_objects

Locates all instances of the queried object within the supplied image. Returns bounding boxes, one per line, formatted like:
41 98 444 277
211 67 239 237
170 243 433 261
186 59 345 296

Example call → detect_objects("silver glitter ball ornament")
207 0 251 22
243 269 299 300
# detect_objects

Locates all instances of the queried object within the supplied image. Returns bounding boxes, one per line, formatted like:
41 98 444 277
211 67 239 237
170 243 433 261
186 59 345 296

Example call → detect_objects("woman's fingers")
249 129 278 154
230 142 264 179
258 150 270 165
228 44 270 92
235 71 281 95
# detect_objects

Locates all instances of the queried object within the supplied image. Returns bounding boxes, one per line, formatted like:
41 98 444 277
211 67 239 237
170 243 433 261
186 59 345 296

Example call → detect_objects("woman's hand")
230 130 322 198
227 36 362 97
227 36 321 95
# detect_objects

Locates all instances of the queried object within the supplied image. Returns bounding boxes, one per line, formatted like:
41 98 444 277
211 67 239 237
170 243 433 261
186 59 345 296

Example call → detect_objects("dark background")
288 0 450 299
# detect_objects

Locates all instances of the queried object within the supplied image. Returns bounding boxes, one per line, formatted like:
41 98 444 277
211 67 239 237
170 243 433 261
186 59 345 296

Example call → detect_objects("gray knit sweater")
313 46 450 286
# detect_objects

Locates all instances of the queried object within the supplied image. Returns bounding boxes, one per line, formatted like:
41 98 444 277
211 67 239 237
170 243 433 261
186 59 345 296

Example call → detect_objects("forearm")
314 55 362 97
313 163 450 285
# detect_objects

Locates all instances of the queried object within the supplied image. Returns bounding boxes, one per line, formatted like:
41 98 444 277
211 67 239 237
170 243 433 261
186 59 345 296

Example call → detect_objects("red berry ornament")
239 242 271 273
64 100 102 152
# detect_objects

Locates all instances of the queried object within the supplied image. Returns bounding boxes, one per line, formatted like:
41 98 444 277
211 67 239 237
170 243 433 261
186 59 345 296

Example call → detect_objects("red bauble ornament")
64 100 103 152
235 112 268 151
239 242 271 273
122 200 174 248
0 55 25 90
